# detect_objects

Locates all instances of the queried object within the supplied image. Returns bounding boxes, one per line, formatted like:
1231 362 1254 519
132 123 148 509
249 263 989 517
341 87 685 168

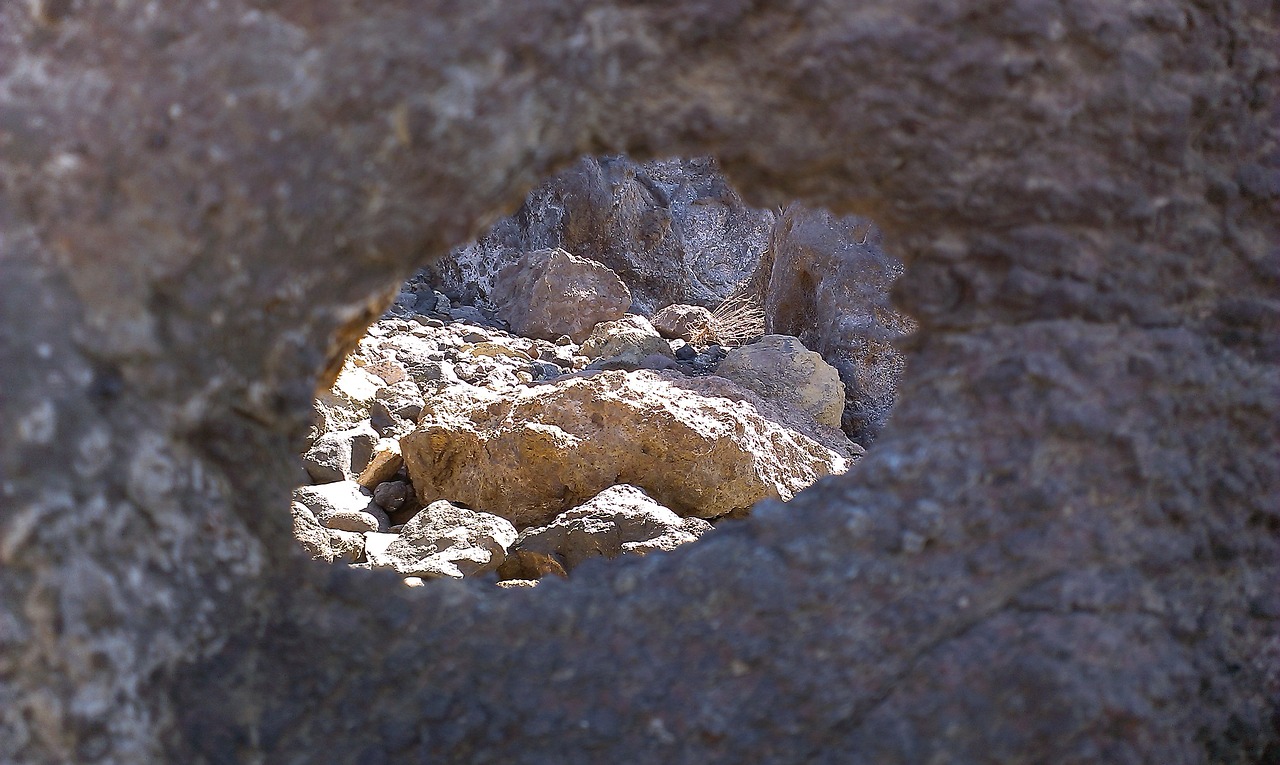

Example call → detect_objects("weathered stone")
652 304 713 343
435 155 774 314
301 423 378 484
514 485 712 572
402 370 857 526
373 481 409 512
2 2 1276 763
366 500 517 579
293 481 382 528
492 248 632 342
578 314 672 363
740 204 917 445
715 335 846 429
356 439 403 489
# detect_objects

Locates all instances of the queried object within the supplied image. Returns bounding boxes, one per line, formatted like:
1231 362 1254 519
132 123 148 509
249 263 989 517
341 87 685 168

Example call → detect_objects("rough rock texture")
365 500 517 579
578 313 673 363
435 155 776 314
653 303 714 343
740 203 919 445
1 2 1277 764
292 481 387 533
513 484 713 572
717 334 846 429
401 370 855 526
492 248 632 342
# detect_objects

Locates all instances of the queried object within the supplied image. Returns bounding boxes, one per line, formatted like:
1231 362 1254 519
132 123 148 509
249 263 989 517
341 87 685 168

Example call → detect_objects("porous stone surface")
578 314 673 364
401 370 856 526
0 2 1276 764
653 303 714 343
492 248 632 342
717 334 846 429
435 155 776 314
365 500 517 579
512 484 713 572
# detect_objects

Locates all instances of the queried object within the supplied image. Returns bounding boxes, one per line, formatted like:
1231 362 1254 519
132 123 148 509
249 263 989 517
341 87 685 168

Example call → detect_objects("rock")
652 304 713 343
579 314 673 363
433 156 774 314
491 248 632 342
401 370 857 527
513 485 712 572
369 380 424 434
313 361 387 431
290 503 367 564
356 439 403 489
741 204 916 445
8 4 1276 763
715 335 846 429
365 500 517 579
301 422 378 484
373 481 409 512
363 358 408 385
293 481 385 532
496 549 569 581
530 360 563 381
673 341 697 361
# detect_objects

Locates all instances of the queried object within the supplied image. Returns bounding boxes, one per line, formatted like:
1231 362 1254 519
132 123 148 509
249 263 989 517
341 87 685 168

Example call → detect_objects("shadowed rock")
0 1 1275 763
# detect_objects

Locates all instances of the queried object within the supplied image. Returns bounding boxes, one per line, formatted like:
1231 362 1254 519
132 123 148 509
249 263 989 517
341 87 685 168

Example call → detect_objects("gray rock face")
436 155 776 314
513 485 712 572
1 2 1275 764
293 481 387 533
578 314 673 366
492 248 632 342
652 303 713 343
746 204 918 445
366 500 517 579
301 423 374 484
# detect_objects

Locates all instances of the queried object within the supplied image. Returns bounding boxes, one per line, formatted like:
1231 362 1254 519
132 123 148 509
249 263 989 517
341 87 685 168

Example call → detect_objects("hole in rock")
290 155 915 588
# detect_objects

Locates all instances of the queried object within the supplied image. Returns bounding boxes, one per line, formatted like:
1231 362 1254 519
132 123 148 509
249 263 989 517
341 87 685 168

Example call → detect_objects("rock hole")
290 155 915 588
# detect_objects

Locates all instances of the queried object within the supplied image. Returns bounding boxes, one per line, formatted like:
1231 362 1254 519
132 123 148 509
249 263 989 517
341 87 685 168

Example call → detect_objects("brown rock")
401 370 856 527
652 303 713 343
356 439 403 489
492 248 632 342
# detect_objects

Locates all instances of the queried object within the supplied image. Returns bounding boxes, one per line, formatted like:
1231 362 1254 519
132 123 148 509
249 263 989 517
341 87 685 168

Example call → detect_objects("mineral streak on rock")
0 1 1276 763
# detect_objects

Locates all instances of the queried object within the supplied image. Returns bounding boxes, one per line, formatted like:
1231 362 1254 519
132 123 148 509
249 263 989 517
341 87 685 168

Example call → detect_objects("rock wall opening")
290 155 916 586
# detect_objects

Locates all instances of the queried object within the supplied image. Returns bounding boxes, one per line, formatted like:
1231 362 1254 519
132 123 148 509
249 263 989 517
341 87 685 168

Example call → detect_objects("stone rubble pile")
292 255 862 586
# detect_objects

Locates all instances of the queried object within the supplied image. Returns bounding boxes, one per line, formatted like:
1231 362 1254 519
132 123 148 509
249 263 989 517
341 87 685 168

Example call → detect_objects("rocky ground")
292 247 864 585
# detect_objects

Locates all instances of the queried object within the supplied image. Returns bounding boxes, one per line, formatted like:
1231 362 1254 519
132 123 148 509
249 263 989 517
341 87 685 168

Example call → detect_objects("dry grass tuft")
696 294 766 347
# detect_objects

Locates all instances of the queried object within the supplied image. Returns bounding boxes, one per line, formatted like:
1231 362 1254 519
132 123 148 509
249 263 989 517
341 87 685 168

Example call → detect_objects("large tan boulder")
715 335 846 429
400 370 858 527
492 248 632 342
